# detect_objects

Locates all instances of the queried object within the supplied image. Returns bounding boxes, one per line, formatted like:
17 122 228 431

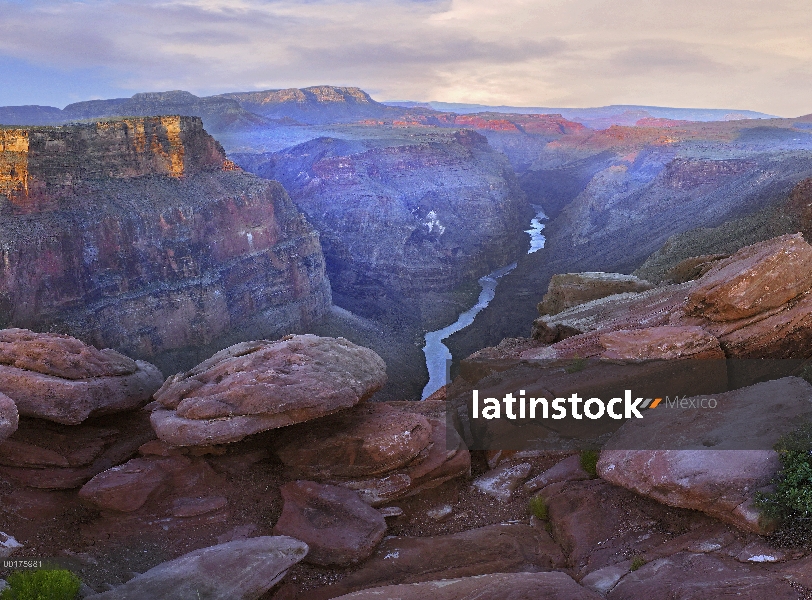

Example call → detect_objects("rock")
79 457 169 512
0 330 163 425
337 418 471 506
0 410 157 489
524 455 591 493
472 463 532 502
84 536 309 600
426 504 453 521
734 541 787 563
322 523 565 596
170 496 228 518
276 403 470 506
272 481 386 566
598 377 812 533
330 572 603 600
579 562 631 595
377 506 403 518
607 552 799 599
151 335 386 446
685 233 812 321
664 254 728 283
538 272 654 316
0 328 139 380
0 532 22 558
0 119 331 375
540 478 703 578
0 392 18 442
598 325 724 360
276 403 431 479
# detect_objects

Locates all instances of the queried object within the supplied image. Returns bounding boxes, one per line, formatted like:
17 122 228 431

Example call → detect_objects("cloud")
0 0 810 115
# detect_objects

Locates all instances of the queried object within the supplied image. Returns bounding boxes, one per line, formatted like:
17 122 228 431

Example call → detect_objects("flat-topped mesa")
0 116 225 206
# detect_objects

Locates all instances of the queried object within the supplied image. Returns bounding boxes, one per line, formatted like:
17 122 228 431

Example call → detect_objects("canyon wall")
233 130 531 325
0 117 331 373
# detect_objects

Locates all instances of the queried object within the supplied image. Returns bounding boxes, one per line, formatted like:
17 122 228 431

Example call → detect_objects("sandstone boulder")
79 458 169 512
331 572 602 600
0 393 18 442
538 272 654 316
524 454 591 493
276 403 432 479
0 329 163 425
664 254 727 283
78 452 226 512
685 233 812 321
598 377 812 534
272 481 386 566
84 536 308 600
151 335 386 446
0 411 156 489
276 403 470 506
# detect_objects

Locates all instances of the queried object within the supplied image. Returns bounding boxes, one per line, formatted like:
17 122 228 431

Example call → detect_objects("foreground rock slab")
608 552 799 600
538 272 654 316
331 571 603 600
151 335 386 446
0 329 163 425
598 377 812 533
85 536 308 600
272 481 386 566
319 523 564 597
0 393 18 442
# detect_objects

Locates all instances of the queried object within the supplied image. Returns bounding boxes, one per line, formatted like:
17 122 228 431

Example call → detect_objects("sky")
1 0 811 116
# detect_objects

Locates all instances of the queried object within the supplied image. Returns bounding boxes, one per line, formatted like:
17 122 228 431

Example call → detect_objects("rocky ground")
0 233 811 599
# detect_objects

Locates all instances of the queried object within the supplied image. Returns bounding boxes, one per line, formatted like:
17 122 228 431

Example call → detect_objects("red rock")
331 572 603 600
664 254 728 283
321 523 565 596
272 481 386 566
538 272 654 316
336 418 471 506
0 328 138 380
607 552 799 600
0 330 163 425
0 393 17 442
0 411 156 489
151 336 386 446
276 403 432 479
79 457 168 512
598 377 812 533
598 325 723 360
685 233 812 321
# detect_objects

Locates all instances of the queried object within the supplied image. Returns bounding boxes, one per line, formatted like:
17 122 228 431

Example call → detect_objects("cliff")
216 86 397 124
0 117 331 373
233 130 530 324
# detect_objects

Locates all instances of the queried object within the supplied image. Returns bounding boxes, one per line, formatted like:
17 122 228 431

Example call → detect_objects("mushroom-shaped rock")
0 393 18 442
150 335 387 446
0 328 163 425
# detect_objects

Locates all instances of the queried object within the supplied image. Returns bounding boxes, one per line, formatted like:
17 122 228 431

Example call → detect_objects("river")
420 205 547 399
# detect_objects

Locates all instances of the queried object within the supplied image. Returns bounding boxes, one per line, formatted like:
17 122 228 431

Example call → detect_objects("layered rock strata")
0 117 331 372
275 402 471 506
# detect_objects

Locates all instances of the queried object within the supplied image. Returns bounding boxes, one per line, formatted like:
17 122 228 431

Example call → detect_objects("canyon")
2 86 812 599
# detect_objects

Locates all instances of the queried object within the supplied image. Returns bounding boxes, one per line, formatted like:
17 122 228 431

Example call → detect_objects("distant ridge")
383 101 776 129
